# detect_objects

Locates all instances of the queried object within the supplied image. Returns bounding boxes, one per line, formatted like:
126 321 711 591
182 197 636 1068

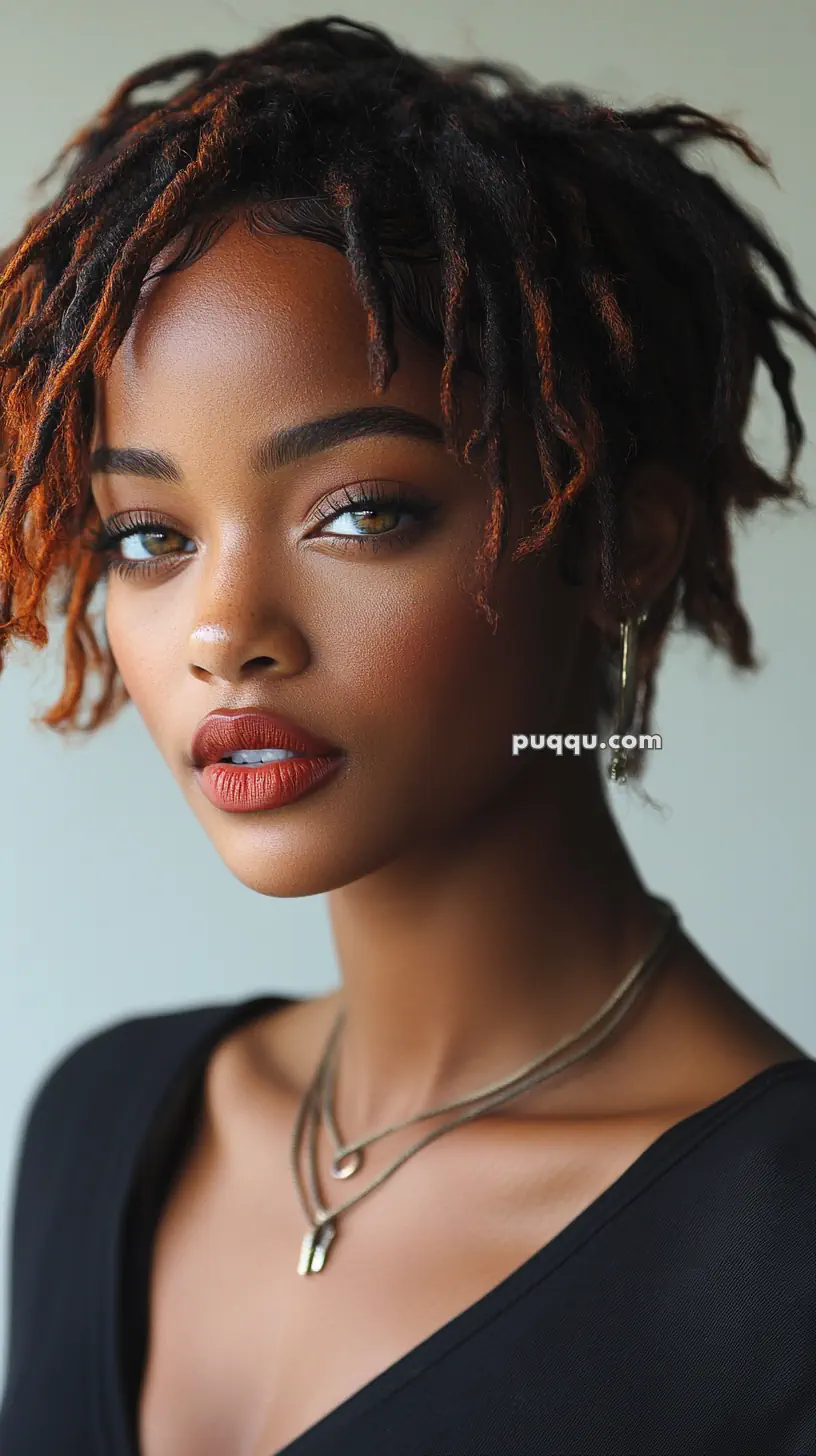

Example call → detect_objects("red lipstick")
191 709 344 814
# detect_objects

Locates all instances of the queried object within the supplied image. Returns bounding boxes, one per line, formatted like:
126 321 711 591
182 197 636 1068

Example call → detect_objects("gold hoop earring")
608 608 649 785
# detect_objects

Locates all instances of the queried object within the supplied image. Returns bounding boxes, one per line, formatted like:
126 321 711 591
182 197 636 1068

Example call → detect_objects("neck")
326 752 668 1129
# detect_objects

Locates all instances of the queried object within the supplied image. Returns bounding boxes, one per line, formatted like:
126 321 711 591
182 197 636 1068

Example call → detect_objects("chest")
136 1112 663 1456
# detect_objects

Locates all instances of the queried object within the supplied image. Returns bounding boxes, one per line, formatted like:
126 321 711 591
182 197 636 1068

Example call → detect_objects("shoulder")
667 1056 816 1262
722 1056 816 1169
9 995 279 1204
17 1002 230 1135
740 1056 816 1171
628 1057 816 1376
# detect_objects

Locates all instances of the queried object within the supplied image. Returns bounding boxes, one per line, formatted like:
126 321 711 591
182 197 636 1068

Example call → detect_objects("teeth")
220 748 299 764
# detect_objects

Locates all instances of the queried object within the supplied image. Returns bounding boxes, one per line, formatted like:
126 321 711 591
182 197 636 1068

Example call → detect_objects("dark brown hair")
1 14 814 775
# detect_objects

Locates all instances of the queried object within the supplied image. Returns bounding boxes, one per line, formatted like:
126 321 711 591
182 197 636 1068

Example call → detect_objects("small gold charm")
608 751 629 783
297 1219 337 1275
330 1148 362 1179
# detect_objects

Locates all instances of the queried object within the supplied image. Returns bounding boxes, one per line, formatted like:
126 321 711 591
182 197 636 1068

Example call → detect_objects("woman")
0 15 814 1456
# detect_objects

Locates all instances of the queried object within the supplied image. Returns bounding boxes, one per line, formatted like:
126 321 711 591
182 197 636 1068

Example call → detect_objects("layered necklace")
290 896 680 1274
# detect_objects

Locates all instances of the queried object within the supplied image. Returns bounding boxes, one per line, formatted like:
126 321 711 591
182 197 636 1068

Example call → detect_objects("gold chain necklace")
290 896 680 1274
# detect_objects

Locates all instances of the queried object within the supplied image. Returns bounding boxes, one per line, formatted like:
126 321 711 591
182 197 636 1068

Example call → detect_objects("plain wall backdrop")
1 0 815 1377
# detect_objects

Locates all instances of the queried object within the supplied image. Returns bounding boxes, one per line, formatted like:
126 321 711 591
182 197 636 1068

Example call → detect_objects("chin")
197 812 414 899
182 759 517 898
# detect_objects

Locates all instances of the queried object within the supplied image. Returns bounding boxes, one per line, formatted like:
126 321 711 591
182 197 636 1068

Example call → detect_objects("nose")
188 614 311 684
186 541 311 685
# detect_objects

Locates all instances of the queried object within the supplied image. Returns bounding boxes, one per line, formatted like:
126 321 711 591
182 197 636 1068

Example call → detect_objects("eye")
86 511 195 580
320 503 406 537
309 481 435 548
85 481 437 582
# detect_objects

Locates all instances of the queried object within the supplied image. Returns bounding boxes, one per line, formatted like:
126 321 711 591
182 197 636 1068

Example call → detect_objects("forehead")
91 217 542 508
96 219 448 434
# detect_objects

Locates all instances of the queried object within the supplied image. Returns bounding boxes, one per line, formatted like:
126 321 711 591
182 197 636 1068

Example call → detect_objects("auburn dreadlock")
1 14 814 778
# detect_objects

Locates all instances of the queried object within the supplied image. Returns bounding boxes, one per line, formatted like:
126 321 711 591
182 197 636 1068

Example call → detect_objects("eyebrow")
89 405 446 482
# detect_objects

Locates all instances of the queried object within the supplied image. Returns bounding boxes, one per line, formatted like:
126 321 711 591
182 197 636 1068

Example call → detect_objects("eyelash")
86 482 435 582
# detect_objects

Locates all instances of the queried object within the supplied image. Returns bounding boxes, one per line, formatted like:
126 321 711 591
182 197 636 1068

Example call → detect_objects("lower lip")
194 754 343 813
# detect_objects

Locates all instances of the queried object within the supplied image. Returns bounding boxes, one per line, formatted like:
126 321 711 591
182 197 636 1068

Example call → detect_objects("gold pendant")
330 1149 362 1179
297 1219 337 1275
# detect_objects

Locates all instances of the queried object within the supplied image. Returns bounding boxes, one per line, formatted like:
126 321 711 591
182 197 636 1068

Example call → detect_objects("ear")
583 456 696 633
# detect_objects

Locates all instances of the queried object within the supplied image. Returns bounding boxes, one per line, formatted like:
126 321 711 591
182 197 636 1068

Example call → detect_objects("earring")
607 608 649 785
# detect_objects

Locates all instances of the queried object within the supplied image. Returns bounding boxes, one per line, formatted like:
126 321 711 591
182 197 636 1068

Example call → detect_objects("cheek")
104 588 176 743
322 556 580 763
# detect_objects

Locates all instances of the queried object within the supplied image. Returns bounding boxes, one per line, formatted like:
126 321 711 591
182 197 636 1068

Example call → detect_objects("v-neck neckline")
98 993 816 1456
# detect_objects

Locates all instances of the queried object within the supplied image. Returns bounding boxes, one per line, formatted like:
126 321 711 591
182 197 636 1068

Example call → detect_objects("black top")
1 992 816 1456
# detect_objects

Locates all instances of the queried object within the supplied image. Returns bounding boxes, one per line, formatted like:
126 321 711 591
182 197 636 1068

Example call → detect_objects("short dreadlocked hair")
1 14 814 777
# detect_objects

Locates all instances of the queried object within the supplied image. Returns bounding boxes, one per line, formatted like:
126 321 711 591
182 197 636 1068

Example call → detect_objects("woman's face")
90 217 599 896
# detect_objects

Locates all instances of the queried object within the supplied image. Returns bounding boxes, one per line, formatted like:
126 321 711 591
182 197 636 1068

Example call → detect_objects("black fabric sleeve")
1 1019 131 1404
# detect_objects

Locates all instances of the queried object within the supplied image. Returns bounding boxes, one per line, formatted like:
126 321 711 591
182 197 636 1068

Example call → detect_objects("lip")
191 708 342 769
195 754 344 814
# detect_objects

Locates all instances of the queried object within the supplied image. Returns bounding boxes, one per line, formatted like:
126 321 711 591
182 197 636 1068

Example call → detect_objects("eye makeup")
87 480 439 580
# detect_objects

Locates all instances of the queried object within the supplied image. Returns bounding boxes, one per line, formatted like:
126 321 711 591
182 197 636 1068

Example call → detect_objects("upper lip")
191 709 342 768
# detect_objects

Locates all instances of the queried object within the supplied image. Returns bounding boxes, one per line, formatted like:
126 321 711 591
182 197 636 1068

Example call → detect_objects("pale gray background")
1 0 815 1376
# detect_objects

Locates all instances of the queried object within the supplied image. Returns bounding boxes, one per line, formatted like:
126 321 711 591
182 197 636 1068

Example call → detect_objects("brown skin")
90 217 804 1456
